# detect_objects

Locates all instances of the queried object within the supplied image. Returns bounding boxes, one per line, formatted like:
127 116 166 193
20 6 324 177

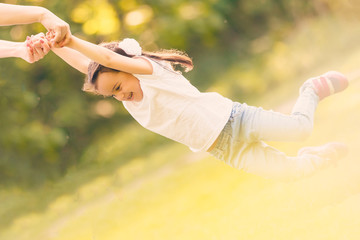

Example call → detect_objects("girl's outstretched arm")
28 33 89 74
66 36 153 75
51 47 90 74
0 3 71 47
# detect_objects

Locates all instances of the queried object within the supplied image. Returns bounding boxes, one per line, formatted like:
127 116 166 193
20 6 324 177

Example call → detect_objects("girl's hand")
23 33 51 63
46 30 71 48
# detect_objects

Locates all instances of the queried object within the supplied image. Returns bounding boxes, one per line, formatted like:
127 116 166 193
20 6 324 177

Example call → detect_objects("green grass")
2 16 360 240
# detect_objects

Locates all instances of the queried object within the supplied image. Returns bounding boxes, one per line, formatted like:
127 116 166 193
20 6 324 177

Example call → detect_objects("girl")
32 32 348 180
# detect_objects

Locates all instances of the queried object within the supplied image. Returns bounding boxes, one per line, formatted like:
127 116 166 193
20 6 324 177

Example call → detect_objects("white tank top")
123 58 233 152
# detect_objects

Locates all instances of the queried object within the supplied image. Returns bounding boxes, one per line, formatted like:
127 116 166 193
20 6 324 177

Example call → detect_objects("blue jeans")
209 87 328 180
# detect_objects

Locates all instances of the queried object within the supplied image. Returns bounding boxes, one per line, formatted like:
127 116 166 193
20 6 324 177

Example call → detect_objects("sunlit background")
1 0 360 239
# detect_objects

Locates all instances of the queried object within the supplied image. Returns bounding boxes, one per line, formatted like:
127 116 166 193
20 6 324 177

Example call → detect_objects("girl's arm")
51 47 90 74
0 39 49 63
28 33 89 74
0 3 71 47
66 36 153 75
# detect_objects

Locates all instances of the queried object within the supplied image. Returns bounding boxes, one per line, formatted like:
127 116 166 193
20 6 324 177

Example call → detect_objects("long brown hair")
84 41 193 93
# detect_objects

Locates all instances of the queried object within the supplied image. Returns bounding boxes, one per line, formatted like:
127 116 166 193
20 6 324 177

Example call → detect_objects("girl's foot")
298 142 348 163
301 71 349 100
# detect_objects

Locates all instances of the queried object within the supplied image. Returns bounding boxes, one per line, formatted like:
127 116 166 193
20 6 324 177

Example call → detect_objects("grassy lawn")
1 16 360 240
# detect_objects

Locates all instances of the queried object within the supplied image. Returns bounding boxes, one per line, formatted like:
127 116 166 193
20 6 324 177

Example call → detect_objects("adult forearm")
0 4 47 26
0 40 23 59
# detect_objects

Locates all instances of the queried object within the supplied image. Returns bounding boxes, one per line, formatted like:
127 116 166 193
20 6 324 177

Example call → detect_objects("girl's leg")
232 141 347 180
238 71 348 142
239 87 318 142
210 130 347 180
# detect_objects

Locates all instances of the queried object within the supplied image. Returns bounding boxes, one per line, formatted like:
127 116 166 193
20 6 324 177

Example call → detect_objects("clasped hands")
23 30 69 63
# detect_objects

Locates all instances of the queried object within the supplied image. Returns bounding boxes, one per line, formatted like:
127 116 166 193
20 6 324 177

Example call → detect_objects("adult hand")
40 9 71 48
23 33 51 63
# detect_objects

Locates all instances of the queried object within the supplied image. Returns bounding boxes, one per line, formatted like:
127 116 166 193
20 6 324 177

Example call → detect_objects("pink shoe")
302 71 349 100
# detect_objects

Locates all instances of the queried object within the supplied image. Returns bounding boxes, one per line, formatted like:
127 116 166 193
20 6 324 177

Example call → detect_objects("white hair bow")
118 38 142 56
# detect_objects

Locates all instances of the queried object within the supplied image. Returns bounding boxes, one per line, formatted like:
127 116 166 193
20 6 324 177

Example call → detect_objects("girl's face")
96 71 143 102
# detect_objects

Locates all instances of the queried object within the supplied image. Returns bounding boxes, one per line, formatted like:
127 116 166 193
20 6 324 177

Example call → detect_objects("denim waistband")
209 102 243 160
